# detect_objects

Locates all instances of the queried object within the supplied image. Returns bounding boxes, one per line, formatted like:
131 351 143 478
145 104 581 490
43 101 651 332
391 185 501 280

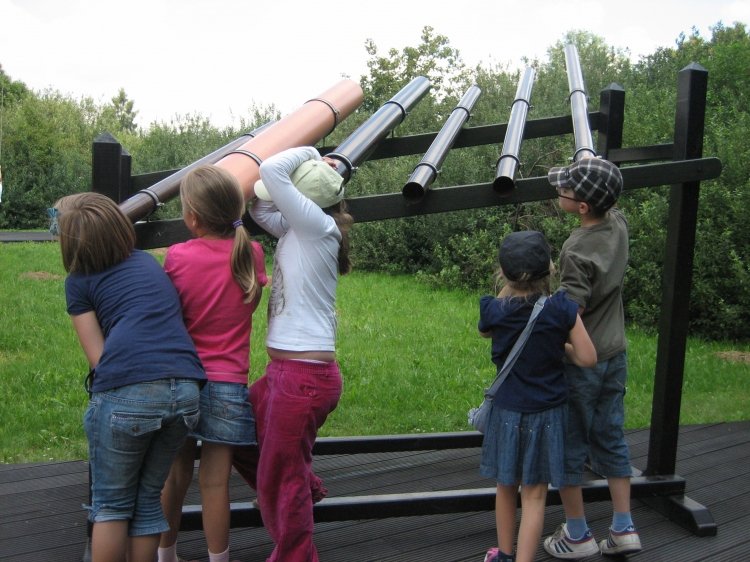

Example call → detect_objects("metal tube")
119 122 274 221
403 85 481 201
493 67 535 195
564 44 597 161
326 76 431 182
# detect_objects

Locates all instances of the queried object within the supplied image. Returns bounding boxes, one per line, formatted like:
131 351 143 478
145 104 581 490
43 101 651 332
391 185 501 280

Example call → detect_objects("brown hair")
180 165 261 303
54 192 135 275
325 199 354 275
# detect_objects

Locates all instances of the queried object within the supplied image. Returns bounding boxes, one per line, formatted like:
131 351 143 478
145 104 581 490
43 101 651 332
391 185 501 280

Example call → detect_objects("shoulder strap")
485 295 547 398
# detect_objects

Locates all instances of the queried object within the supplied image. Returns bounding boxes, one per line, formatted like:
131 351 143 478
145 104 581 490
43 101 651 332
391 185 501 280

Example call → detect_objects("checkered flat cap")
548 157 623 212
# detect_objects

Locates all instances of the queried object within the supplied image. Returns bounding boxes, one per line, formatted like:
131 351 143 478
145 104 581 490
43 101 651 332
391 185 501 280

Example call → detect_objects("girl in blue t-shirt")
52 192 206 562
478 231 596 562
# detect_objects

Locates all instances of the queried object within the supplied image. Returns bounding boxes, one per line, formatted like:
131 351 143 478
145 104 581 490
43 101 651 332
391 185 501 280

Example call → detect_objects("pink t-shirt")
164 238 267 384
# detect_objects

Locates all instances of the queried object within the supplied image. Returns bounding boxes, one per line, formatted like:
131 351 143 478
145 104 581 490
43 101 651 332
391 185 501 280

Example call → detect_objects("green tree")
0 90 93 228
360 26 470 115
98 88 139 134
0 64 29 108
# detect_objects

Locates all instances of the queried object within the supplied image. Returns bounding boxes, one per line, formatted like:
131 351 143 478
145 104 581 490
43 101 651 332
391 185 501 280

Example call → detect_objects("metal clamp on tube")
324 152 355 181
306 97 341 137
227 149 263 167
135 189 163 219
403 161 440 201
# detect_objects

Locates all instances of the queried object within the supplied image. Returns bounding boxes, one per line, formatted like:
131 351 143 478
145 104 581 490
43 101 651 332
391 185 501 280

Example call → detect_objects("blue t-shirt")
65 250 206 392
478 291 578 413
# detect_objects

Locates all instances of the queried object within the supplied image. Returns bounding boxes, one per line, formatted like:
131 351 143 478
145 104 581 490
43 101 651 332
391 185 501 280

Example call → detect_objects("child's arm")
70 311 104 368
565 314 597 367
257 147 324 229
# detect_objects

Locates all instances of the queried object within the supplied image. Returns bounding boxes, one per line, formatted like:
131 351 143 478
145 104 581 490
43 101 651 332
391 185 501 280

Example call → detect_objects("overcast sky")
1 0 748 129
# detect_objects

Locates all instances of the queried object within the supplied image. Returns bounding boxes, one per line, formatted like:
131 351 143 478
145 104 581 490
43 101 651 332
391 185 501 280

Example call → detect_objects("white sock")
208 546 230 562
157 544 178 562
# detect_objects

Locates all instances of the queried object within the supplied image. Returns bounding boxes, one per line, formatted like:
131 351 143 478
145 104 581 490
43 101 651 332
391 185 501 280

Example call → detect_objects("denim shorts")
84 378 200 536
190 381 256 446
563 351 633 484
479 403 567 487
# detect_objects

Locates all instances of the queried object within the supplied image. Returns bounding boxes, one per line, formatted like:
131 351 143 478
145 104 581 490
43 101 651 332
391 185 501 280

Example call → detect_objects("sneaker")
599 525 642 555
543 523 600 559
483 547 514 562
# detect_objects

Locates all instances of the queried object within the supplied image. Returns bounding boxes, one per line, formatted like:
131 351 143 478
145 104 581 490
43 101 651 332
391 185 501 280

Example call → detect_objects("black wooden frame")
91 64 721 538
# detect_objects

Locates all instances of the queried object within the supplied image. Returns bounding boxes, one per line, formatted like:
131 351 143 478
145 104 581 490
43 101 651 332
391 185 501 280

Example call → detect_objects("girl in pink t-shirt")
158 165 267 562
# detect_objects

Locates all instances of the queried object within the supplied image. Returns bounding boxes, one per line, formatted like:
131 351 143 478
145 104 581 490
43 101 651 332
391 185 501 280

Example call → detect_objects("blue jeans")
562 351 632 485
191 381 256 445
84 378 200 536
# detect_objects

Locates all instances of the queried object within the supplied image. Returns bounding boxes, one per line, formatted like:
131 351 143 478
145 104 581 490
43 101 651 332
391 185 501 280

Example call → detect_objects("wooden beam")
179 474 686 531
134 157 721 249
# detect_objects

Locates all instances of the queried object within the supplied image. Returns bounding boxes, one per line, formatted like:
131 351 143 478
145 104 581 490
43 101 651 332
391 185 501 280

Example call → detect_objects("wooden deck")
2 421 749 561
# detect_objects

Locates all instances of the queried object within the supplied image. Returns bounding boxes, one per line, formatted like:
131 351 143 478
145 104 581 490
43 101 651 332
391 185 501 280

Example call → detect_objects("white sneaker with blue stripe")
599 525 642 555
543 523 600 559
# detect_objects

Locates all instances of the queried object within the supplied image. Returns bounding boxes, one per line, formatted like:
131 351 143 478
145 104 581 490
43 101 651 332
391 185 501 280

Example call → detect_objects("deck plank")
1 422 749 561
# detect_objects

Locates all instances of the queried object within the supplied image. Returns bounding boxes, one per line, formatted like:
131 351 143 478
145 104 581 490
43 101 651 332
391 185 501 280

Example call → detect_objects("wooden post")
647 63 707 476
642 62 716 537
119 150 133 201
92 132 130 202
596 83 625 157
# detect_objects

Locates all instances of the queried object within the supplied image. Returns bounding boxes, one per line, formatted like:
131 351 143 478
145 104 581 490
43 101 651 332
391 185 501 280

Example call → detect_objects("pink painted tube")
216 79 364 201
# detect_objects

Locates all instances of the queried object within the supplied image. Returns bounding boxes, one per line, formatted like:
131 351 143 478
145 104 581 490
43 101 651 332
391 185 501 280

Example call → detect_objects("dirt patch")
20 271 64 281
714 351 750 364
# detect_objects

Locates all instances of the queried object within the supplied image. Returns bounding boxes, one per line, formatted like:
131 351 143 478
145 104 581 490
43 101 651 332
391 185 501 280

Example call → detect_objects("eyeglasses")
47 208 60 236
555 187 582 203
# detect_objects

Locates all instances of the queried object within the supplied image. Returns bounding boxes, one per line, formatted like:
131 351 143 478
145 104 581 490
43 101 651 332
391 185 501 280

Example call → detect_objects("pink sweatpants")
234 359 342 562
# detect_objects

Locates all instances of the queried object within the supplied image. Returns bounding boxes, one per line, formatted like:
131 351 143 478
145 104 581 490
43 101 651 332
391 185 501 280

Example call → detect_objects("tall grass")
1 241 748 463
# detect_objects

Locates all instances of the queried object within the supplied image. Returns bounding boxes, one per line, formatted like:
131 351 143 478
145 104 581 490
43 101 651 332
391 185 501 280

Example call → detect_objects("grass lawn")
1 241 748 463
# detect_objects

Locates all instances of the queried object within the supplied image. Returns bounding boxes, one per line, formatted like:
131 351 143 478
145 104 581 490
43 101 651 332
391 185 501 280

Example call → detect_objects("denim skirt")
479 402 567 487
190 381 256 446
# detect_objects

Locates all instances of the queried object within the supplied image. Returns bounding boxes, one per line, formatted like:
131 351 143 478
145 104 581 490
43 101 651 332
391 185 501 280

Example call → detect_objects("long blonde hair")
180 165 261 303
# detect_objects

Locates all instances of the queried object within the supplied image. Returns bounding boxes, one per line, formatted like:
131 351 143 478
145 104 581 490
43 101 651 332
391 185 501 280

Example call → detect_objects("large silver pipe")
494 67 535 195
564 43 597 161
326 76 431 182
403 85 482 202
